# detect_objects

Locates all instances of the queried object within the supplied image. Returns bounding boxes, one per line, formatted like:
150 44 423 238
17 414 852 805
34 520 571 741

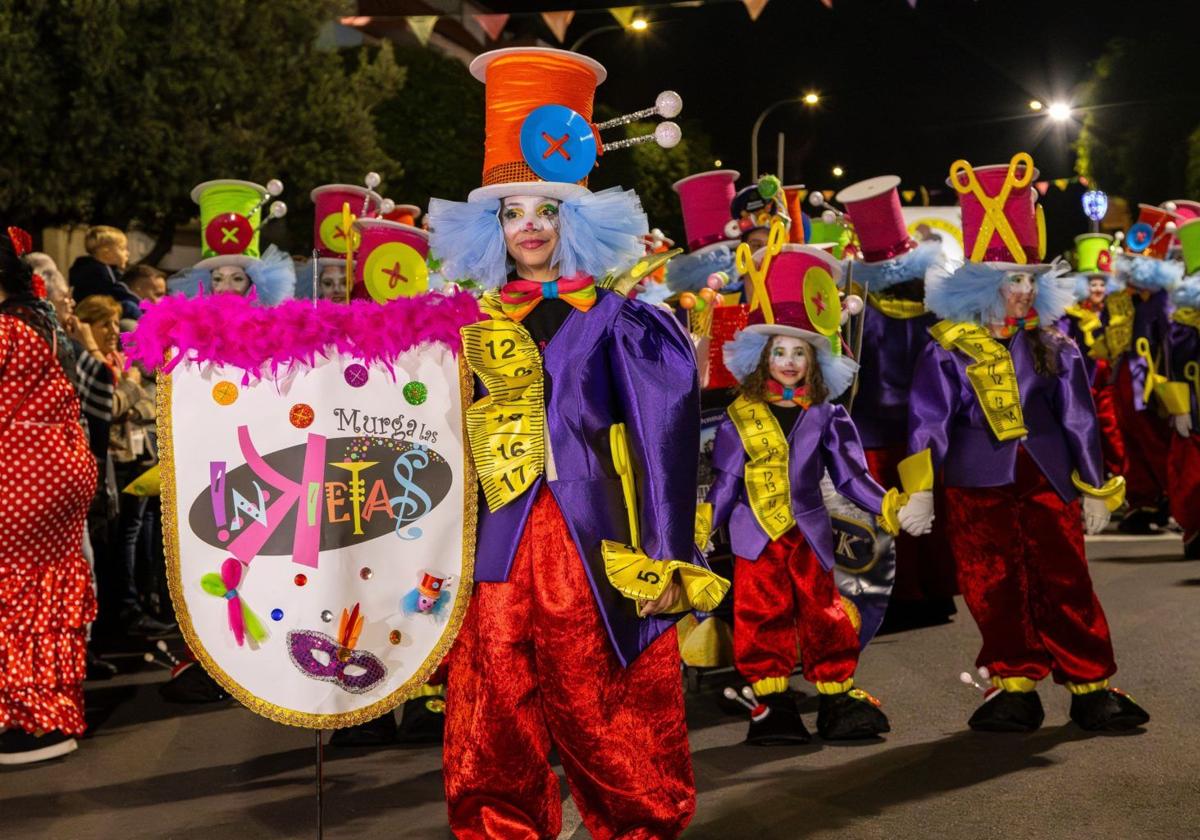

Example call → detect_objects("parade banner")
902 206 964 264
129 293 480 728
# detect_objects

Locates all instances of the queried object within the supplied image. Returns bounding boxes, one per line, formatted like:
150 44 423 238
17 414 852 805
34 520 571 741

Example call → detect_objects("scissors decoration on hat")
736 219 789 325
950 153 1034 264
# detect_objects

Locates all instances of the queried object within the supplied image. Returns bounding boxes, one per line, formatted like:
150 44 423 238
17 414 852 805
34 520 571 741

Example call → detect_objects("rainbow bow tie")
500 276 597 322
766 381 812 407
996 310 1040 338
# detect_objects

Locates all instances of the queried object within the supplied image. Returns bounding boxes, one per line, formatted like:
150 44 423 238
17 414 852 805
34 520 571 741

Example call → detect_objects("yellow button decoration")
319 212 358 255
364 241 429 301
211 380 239 406
461 318 545 512
931 320 1026 442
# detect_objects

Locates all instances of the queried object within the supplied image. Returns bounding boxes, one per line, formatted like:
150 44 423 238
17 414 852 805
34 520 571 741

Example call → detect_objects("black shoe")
1069 688 1150 731
330 713 397 748
1117 508 1156 535
817 689 891 740
745 692 811 746
158 662 229 704
124 612 177 639
86 651 118 681
968 690 1045 732
396 695 446 745
0 729 77 766
1184 531 1200 560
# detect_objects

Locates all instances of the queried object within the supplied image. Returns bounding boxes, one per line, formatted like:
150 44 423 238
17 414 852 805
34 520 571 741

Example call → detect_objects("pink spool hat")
311 185 382 260
1126 203 1180 259
947 159 1041 265
1162 200 1199 246
835 175 916 264
673 169 740 253
352 218 431 302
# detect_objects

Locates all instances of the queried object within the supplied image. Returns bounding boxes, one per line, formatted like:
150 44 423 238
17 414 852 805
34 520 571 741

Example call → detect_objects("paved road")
3 533 1196 839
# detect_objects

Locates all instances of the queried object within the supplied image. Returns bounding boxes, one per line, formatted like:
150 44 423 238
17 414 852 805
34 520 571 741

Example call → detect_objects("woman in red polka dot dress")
0 226 97 765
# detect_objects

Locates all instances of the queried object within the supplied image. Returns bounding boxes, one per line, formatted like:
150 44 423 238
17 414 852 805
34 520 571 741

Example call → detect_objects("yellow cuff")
815 678 854 695
416 683 444 697
694 502 713 550
877 488 904 536
601 540 731 613
1070 471 1126 513
898 448 934 494
1066 679 1110 695
1155 381 1192 416
751 676 790 697
991 676 1038 693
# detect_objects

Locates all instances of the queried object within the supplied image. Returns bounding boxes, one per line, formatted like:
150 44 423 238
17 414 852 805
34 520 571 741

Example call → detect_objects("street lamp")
1029 99 1044 111
750 92 820 178
570 19 650 51
1047 101 1072 122
832 166 845 178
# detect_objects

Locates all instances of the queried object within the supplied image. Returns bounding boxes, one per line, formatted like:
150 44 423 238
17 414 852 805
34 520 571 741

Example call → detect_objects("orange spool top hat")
1124 203 1180 259
466 47 682 203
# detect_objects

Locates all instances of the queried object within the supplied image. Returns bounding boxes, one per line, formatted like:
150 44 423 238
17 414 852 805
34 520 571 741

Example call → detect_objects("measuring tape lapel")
1103 292 1135 358
930 320 1027 442
727 395 795 540
461 296 546 511
868 293 928 320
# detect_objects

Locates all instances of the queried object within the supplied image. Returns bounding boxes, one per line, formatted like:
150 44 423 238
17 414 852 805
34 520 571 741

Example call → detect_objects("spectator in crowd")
1 225 96 765
123 264 166 306
74 295 173 637
70 226 140 320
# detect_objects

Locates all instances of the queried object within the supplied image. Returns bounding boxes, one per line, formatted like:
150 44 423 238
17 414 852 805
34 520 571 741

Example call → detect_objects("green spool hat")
808 216 852 259
1074 232 1114 275
191 178 286 270
1178 218 1200 275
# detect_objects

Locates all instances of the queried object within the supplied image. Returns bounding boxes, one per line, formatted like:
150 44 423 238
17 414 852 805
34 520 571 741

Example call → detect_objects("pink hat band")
312 185 381 259
951 162 1040 264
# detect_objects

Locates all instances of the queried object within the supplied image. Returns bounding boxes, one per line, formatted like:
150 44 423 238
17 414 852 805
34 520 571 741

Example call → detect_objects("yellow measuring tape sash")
1103 292 1135 358
931 320 1027 442
868 293 928 320
727 394 795 540
461 306 545 512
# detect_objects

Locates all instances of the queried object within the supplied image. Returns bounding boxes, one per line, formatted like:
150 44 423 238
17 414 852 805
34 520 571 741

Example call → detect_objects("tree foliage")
1074 33 1200 202
0 0 404 257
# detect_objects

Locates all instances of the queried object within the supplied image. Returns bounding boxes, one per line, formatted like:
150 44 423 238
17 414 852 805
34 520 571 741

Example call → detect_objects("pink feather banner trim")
124 291 481 380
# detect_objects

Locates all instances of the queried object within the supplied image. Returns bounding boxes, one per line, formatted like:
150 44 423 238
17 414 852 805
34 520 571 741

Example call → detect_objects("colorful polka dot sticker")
389 630 402 645
344 363 369 388
320 610 334 623
403 381 428 405
271 609 284 622
359 567 373 580
294 574 307 587
289 403 315 429
212 381 239 405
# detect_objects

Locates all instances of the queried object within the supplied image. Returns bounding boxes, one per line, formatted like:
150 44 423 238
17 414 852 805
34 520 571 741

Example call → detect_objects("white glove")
898 490 935 536
1173 413 1193 439
1082 496 1111 535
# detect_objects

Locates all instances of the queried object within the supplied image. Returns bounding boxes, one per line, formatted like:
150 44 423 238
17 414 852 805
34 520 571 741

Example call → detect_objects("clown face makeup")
318 264 348 302
212 265 252 296
501 195 561 277
1087 276 1107 306
1002 272 1036 320
768 335 810 389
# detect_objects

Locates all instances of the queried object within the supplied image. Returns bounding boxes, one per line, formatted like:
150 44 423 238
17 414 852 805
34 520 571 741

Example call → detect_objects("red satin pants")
865 445 957 602
944 449 1117 685
1114 362 1171 509
444 487 695 840
1168 433 1200 541
1091 360 1127 478
733 527 859 689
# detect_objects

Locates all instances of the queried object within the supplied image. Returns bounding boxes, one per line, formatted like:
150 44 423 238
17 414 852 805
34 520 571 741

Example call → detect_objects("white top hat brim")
194 254 257 271
468 181 590 203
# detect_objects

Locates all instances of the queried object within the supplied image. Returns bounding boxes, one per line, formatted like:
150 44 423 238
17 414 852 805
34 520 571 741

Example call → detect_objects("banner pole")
315 729 324 839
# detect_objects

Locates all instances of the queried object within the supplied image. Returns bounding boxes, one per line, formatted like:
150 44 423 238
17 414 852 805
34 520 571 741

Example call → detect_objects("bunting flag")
1035 181 1050 196
408 15 438 45
541 10 576 42
473 13 510 41
609 6 637 26
823 189 835 200
820 0 833 8
1054 178 1070 191
902 189 916 203
742 0 770 19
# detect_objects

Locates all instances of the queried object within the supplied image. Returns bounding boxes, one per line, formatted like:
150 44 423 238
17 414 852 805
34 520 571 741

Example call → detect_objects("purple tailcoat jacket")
1122 289 1172 411
1169 319 1199 425
471 289 705 668
705 401 887 571
851 305 938 449
1057 306 1109 382
908 328 1106 502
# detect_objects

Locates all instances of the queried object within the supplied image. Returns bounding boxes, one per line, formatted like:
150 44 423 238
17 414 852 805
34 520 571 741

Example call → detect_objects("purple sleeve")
822 404 887 514
704 417 744 532
907 341 961 473
1055 341 1106 487
610 300 702 563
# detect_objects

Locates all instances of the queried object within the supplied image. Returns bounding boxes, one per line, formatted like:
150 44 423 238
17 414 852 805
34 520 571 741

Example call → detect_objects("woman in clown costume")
903 154 1149 733
427 47 721 839
707 239 909 745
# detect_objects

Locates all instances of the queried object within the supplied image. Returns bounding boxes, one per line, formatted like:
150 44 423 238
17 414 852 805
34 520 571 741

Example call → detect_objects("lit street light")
832 166 845 178
1029 100 1044 111
1048 101 1072 122
803 92 820 106
750 91 821 178
630 17 649 31
714 159 723 167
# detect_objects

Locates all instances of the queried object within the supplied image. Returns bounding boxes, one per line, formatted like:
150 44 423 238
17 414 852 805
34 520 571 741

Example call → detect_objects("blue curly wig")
849 240 943 293
167 244 296 306
1173 275 1200 309
427 187 649 290
1116 254 1183 292
1068 271 1125 302
665 245 735 294
925 260 1073 325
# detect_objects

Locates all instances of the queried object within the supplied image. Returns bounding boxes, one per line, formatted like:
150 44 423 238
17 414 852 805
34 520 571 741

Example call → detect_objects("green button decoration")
403 381 428 405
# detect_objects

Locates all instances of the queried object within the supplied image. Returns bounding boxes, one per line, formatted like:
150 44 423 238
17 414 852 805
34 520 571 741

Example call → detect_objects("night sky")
484 0 1179 248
